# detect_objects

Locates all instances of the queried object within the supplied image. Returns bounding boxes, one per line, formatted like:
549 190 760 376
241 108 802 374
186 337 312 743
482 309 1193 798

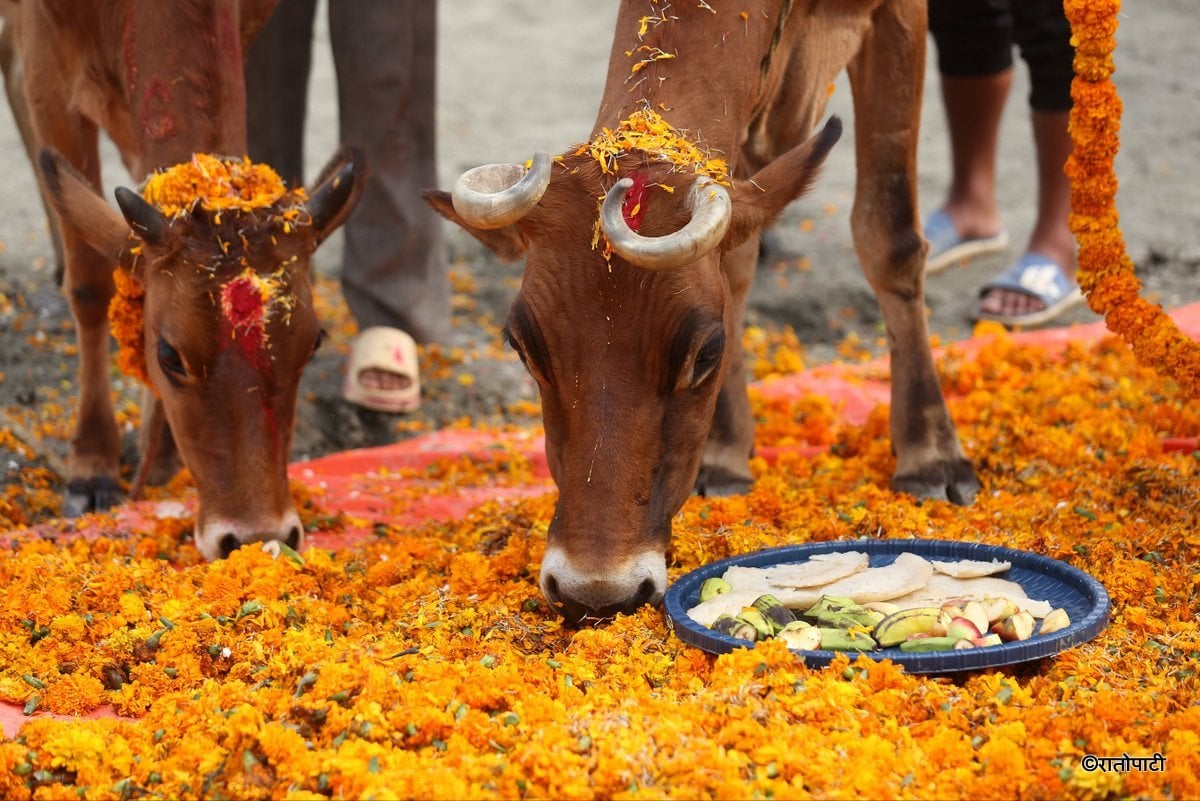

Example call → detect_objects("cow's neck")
120 0 249 176
594 1 789 173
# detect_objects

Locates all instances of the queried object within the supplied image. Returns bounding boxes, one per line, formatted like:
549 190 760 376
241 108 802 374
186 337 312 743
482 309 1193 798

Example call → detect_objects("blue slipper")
969 252 1084 327
923 209 1009 274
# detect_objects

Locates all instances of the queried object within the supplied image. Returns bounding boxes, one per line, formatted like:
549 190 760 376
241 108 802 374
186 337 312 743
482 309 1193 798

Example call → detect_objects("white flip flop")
342 326 421 413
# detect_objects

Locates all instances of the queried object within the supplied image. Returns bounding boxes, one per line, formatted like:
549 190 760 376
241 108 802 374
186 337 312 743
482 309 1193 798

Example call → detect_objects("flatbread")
889 573 1053 618
808 552 935 603
931 558 1012 578
686 587 771 628
763 550 870 588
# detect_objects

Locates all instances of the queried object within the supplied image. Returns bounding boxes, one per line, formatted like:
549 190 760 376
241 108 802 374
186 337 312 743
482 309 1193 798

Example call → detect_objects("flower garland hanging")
1064 0 1200 398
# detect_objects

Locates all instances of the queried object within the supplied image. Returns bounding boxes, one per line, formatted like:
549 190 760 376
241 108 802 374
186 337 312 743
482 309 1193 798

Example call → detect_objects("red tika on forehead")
622 171 650 232
219 271 279 365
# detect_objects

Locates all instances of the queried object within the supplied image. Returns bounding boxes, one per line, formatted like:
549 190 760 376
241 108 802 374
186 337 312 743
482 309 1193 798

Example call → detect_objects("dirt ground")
0 1 1197 510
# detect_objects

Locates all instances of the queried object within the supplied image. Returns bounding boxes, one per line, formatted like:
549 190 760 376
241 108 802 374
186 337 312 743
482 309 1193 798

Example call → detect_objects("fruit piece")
931 609 954 637
953 638 976 650
710 614 740 636
873 607 945 647
777 624 823 651
899 636 961 652
1038 608 1071 635
751 594 797 633
992 610 1036 642
980 595 1019 624
971 633 1003 647
816 627 877 652
945 616 983 641
863 601 902 616
735 608 774 639
813 607 885 630
699 577 733 603
779 620 813 632
961 600 990 634
727 621 760 642
940 603 964 620
803 596 859 617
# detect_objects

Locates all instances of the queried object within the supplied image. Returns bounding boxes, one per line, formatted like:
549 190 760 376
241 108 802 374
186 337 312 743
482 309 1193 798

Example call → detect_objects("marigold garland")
1065 0 1200 397
107 268 149 385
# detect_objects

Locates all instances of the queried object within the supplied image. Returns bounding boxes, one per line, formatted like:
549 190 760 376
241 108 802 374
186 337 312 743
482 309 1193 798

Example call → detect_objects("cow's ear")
306 145 367 243
722 116 842 251
422 189 529 262
37 148 131 263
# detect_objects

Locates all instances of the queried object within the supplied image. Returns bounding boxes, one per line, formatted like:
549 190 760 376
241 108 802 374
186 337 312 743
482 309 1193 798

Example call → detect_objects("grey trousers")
245 0 451 344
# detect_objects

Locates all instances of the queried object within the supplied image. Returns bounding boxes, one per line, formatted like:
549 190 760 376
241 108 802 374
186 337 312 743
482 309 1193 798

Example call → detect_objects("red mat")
3 303 1199 736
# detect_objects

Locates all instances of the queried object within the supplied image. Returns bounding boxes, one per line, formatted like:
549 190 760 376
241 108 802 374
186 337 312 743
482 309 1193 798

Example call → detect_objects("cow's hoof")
892 459 980 506
63 477 125 518
695 465 753 498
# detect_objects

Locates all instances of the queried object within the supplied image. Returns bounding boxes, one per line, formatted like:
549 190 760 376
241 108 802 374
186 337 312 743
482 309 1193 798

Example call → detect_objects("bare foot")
975 288 1045 318
941 203 1004 242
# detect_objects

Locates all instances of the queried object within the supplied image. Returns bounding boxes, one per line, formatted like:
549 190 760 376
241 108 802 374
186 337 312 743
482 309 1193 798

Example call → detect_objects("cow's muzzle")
539 546 667 624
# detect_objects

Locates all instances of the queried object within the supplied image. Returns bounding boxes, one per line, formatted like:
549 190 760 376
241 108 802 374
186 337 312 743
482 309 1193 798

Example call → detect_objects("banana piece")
899 636 962 652
816 627 877 652
751 594 797 633
873 607 946 647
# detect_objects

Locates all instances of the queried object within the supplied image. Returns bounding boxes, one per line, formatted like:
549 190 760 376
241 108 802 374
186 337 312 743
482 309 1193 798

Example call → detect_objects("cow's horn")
451 151 552 229
600 176 732 271
115 187 166 245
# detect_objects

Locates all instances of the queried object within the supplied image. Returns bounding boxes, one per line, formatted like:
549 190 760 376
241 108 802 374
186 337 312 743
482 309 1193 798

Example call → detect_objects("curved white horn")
600 176 732 271
451 151 552 229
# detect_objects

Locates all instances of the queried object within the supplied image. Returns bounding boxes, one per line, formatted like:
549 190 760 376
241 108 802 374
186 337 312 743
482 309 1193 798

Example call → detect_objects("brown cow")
1 1 363 558
428 1 980 622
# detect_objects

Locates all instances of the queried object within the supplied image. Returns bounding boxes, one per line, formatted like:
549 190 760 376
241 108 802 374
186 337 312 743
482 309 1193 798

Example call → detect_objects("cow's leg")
0 25 65 283
696 236 758 497
846 0 979 504
42 122 125 514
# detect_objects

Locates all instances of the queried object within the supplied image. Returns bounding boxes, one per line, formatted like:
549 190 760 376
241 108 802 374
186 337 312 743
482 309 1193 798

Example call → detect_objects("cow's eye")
691 331 725 386
157 338 186 379
311 329 327 359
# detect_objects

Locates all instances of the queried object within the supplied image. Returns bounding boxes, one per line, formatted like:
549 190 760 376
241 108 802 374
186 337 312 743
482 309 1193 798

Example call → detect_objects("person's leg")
243 0 317 188
975 0 1076 319
329 0 450 359
927 0 1015 242
937 71 1011 241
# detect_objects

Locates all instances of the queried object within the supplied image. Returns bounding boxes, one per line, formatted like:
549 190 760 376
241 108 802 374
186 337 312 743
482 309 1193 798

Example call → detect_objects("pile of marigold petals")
0 322 1198 800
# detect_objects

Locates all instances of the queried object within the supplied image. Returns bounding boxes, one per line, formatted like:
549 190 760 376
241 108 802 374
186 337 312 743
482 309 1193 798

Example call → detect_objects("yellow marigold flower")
142 153 286 217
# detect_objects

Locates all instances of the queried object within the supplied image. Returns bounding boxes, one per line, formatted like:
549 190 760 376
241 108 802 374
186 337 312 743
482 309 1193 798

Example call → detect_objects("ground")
0 1 1196 511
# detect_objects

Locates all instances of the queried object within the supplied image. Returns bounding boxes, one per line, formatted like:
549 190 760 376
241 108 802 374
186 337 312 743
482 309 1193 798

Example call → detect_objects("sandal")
969 252 1084 327
342 326 421 413
924 209 1010 274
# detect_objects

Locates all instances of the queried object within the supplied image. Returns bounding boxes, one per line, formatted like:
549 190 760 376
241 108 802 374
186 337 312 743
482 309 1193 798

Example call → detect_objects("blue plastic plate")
664 539 1110 674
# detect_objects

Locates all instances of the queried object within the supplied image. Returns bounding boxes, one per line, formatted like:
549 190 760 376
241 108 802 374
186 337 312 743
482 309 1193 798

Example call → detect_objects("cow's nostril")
544 575 561 605
634 578 658 608
285 526 301 550
218 534 241 558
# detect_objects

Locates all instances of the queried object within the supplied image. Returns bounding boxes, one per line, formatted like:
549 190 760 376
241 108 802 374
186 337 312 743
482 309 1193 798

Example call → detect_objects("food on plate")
687 549 1072 655
888 574 1053 618
930 558 1012 578
755 550 870 588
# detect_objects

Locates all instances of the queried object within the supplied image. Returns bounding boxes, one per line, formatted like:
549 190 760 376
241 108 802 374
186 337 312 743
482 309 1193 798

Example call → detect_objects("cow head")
428 117 841 623
39 146 364 560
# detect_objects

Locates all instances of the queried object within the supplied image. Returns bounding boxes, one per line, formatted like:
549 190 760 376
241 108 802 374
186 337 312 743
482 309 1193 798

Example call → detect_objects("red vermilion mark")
139 78 176 141
622 171 650 232
220 274 280 439
221 275 268 358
